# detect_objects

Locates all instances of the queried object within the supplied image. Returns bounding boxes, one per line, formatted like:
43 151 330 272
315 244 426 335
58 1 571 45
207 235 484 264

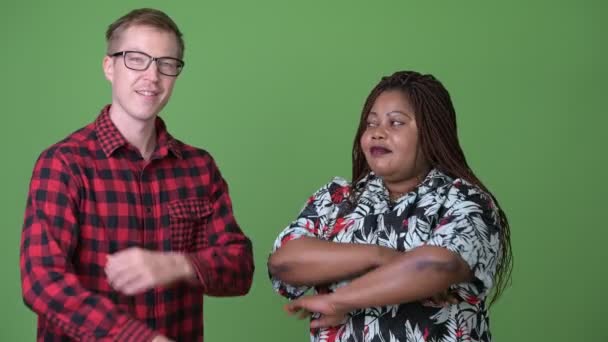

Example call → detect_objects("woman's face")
360 90 429 185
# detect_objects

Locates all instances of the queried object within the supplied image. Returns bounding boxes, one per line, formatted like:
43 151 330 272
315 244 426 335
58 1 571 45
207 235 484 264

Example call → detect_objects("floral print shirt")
271 169 502 342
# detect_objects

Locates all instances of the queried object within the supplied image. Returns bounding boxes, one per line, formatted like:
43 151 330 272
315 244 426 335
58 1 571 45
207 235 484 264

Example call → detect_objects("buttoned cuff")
114 318 158 342
184 253 208 290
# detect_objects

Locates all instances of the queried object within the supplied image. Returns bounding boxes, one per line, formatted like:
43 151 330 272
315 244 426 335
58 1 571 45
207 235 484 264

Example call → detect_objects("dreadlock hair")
351 70 512 306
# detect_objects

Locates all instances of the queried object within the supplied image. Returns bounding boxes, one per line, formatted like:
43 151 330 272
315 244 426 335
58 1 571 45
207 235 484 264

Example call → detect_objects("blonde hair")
106 8 184 59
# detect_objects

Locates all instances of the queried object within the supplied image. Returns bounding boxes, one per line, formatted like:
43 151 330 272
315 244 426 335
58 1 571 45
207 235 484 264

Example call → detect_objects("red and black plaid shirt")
20 106 254 341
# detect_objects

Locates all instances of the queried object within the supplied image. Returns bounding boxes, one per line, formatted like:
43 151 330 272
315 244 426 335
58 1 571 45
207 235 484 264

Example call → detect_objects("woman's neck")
382 168 431 200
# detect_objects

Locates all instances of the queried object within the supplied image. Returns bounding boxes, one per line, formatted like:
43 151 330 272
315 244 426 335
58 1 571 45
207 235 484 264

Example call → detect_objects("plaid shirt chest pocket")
168 198 213 252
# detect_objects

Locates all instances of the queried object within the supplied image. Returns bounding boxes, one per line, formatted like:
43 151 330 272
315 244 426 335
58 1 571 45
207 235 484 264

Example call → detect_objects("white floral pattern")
271 169 502 342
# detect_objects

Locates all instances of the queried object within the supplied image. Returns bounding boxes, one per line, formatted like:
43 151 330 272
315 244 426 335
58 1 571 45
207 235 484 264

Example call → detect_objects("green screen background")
1 1 606 341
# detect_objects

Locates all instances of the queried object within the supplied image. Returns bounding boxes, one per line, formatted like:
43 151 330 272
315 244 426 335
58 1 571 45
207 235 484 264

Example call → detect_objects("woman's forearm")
268 237 401 286
329 246 472 311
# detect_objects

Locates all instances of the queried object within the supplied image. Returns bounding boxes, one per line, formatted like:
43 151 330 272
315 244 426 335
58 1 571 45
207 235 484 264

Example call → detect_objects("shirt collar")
358 168 453 204
95 105 183 159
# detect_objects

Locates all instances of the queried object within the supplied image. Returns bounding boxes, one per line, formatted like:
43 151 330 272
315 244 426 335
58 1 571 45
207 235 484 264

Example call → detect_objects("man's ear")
103 55 114 83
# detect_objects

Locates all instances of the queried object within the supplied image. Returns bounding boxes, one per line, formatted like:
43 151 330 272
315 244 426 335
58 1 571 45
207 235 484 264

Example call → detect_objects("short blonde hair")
106 8 185 59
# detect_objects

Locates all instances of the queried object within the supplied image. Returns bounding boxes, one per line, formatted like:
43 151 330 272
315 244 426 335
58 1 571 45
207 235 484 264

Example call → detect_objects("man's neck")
109 109 157 161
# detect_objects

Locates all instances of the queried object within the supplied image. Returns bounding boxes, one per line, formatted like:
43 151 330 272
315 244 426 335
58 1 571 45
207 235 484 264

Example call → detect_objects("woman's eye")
391 121 404 126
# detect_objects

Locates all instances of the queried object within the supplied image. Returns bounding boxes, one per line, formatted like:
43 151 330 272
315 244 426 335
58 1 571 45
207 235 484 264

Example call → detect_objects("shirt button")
146 207 152 214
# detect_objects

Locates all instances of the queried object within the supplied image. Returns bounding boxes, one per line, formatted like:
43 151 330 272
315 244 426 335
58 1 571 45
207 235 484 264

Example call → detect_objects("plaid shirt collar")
95 104 183 159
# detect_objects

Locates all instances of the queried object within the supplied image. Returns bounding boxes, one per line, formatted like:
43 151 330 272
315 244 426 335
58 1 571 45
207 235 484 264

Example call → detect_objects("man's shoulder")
172 139 215 162
38 122 97 163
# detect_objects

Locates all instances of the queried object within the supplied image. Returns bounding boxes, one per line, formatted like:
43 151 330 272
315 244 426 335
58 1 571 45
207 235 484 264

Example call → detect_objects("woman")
268 71 512 342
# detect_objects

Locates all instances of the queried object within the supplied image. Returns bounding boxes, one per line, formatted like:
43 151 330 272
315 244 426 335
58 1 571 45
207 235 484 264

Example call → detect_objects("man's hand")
105 247 195 295
284 294 349 329
152 335 175 342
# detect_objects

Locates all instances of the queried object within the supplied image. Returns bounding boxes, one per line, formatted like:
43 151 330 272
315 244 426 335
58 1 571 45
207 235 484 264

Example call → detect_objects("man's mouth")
136 90 159 97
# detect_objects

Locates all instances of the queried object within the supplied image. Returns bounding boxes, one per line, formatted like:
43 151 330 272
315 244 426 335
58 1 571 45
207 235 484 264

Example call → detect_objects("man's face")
103 25 180 123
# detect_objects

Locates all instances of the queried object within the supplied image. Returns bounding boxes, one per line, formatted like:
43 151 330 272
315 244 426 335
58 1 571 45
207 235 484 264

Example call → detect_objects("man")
20 8 254 341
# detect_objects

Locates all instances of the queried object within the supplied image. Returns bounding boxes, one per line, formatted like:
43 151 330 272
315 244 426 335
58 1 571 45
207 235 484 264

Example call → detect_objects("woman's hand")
284 294 349 329
422 289 461 307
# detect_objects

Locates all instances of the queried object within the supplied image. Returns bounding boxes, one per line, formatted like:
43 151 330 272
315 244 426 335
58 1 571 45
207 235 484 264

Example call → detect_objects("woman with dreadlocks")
268 70 512 342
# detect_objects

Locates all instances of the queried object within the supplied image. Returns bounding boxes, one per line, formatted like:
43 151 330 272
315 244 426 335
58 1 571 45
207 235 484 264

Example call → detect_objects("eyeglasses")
109 51 185 77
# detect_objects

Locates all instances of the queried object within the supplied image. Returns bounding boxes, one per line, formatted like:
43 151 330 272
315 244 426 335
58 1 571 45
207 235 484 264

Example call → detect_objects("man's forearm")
268 237 402 286
187 239 254 296
22 251 158 341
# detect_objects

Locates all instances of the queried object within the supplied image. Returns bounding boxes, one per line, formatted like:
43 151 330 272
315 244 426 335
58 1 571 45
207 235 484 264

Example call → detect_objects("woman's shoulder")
309 176 352 203
327 176 351 187
439 176 498 215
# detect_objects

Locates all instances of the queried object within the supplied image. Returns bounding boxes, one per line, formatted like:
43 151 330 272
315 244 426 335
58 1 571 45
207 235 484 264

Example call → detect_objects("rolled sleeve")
186 157 254 296
269 178 348 299
426 181 502 296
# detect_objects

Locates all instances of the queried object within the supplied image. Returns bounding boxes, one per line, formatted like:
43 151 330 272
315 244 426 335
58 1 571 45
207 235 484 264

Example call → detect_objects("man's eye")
160 61 176 68
129 57 145 64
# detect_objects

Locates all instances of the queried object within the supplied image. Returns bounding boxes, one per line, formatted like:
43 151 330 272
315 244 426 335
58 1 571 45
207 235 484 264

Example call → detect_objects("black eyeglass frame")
109 51 185 77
